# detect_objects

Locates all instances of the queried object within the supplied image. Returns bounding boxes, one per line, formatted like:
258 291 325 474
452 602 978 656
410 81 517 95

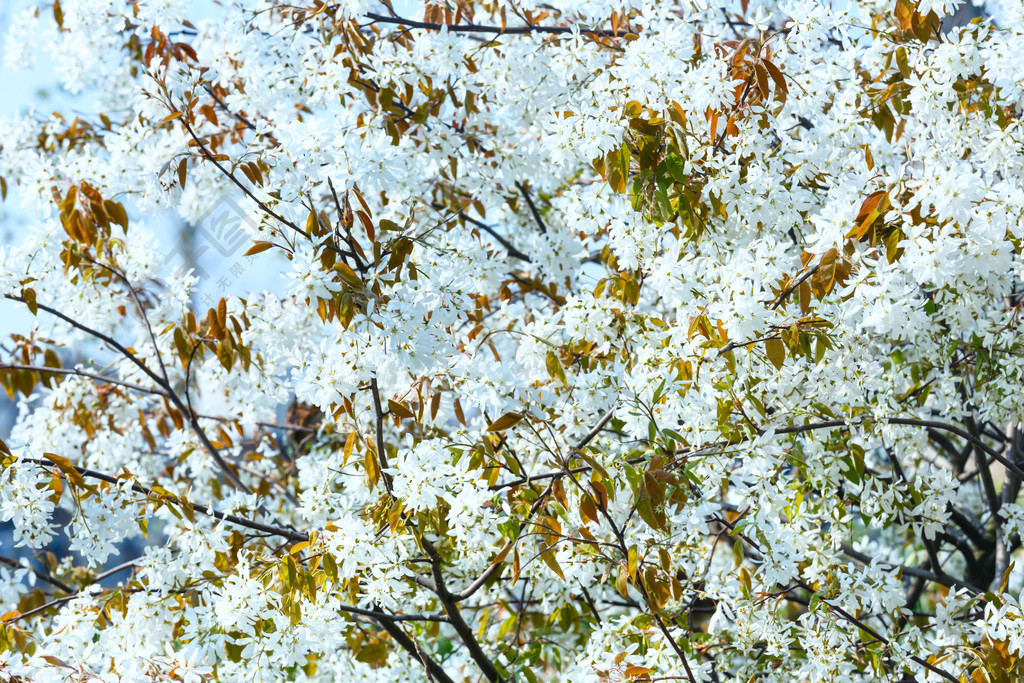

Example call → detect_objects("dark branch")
432 203 532 262
419 537 503 682
22 457 306 542
514 181 547 235
374 613 457 683
365 12 630 38
369 378 396 496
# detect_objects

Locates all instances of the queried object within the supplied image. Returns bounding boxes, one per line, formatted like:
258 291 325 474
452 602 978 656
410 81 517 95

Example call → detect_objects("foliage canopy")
2 1 1024 681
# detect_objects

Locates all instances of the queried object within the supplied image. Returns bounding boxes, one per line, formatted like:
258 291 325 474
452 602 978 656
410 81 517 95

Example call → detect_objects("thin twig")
0 364 163 397
21 457 305 542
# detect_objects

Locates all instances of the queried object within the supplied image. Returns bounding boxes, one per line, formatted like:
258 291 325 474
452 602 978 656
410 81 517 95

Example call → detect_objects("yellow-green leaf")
334 262 362 287
365 449 380 487
895 46 910 78
540 548 565 581
545 350 568 386
22 288 38 316
765 338 786 370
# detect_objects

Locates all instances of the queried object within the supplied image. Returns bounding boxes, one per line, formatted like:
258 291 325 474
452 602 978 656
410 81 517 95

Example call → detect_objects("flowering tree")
1 0 1024 680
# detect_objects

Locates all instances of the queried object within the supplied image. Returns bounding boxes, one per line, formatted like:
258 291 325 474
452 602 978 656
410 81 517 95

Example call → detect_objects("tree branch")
4 293 249 491
419 537 503 682
514 181 547 235
368 378 396 496
365 12 630 38
454 480 554 601
178 117 335 254
431 203 532 262
0 363 163 397
21 457 306 542
374 612 457 683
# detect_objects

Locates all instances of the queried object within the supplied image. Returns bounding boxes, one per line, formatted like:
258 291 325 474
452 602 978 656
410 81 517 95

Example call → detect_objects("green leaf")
574 449 610 480
322 553 338 582
635 495 660 530
661 153 687 183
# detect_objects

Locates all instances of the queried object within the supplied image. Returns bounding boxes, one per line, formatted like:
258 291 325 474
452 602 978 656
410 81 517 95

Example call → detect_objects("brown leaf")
388 399 414 420
487 412 524 432
763 59 788 93
754 62 770 98
244 241 274 256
